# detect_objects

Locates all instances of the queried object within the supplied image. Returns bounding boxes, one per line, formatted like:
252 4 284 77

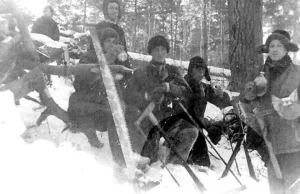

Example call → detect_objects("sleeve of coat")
31 18 42 33
207 85 231 109
168 67 189 98
52 22 60 41
124 68 145 110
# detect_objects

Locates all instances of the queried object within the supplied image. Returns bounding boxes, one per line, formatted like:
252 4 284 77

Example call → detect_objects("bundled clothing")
243 55 300 194
67 49 126 167
126 56 230 166
124 60 195 163
31 16 60 41
183 76 230 166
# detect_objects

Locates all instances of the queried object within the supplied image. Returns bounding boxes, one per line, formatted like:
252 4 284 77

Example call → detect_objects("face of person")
103 37 117 53
107 2 119 21
268 39 288 61
191 66 205 83
43 8 53 18
151 46 167 63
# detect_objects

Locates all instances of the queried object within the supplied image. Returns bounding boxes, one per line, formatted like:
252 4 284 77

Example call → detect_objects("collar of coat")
266 55 300 98
104 19 118 25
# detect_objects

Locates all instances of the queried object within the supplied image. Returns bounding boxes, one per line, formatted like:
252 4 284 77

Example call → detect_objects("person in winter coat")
183 56 231 167
31 5 60 41
124 35 196 164
243 30 300 194
90 0 130 71
68 27 131 167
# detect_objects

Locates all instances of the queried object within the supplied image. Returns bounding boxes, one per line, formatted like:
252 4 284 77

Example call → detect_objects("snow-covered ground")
0 77 269 194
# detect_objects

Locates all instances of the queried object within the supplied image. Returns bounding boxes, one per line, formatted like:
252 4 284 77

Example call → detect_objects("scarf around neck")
264 54 292 82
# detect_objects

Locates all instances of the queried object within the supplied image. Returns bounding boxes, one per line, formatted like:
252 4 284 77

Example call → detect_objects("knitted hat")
147 35 170 54
256 30 299 54
102 0 122 20
100 27 119 45
187 56 211 81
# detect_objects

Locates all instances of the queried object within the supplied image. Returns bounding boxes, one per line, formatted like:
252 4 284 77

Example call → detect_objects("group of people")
32 1 300 194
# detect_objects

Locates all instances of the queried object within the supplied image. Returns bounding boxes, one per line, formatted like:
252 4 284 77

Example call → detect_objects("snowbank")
0 78 269 194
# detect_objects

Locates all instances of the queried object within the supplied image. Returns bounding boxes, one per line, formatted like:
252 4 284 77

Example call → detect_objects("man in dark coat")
31 5 60 41
124 35 199 164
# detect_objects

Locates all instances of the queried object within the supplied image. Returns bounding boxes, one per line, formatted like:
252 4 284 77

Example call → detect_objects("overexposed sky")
18 0 48 17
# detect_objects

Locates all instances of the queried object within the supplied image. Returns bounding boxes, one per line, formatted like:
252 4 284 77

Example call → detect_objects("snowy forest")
1 0 300 194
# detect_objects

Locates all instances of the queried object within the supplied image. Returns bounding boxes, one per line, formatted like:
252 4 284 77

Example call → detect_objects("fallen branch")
0 60 17 84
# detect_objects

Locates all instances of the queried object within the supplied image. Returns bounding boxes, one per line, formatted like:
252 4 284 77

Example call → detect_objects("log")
18 59 132 77
0 34 21 63
0 67 71 124
9 6 70 125
0 68 45 100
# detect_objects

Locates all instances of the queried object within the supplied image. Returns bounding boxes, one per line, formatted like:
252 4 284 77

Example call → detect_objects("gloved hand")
105 44 126 65
214 85 224 98
244 81 257 100
151 83 168 103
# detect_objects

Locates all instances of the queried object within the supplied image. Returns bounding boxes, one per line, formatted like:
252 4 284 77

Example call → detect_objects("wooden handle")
254 113 282 179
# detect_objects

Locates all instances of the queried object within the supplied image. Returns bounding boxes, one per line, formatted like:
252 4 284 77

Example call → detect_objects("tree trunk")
132 0 138 52
228 0 263 91
202 0 208 63
170 12 173 55
83 0 87 31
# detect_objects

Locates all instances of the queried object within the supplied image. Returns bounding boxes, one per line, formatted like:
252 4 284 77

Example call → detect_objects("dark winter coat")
31 16 60 41
124 61 188 121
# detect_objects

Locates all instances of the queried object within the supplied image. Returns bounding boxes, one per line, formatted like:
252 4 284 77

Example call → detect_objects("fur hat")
256 30 299 54
188 56 211 81
147 35 170 54
102 0 122 20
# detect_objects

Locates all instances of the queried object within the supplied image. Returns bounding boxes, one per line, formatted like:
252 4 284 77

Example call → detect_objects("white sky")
18 0 48 17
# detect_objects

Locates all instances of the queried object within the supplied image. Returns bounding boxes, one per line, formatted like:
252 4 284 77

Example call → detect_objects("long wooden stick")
253 109 282 179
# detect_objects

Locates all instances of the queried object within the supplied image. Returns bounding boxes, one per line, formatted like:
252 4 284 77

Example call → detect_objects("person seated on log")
31 5 60 41
242 30 300 194
124 35 197 165
67 27 131 167
139 56 231 166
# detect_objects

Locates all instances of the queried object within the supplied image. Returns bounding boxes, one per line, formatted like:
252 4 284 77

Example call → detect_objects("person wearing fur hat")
124 35 196 164
67 27 132 167
242 30 300 194
31 5 60 41
183 56 231 166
